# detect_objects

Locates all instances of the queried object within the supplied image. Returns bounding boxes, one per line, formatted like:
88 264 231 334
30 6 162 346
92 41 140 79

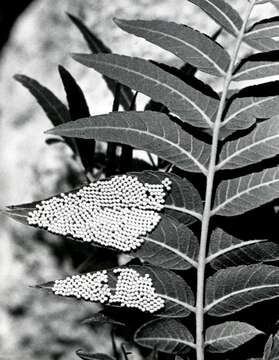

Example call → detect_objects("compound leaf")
68 13 133 110
135 319 195 354
133 216 199 270
46 111 211 174
187 0 243 36
233 51 279 81
205 264 279 316
114 19 230 76
218 116 279 170
212 167 279 216
205 321 263 353
72 53 219 128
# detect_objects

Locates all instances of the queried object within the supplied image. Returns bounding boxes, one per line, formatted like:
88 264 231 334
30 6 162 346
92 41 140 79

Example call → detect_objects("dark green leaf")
129 171 203 224
244 17 279 51
76 350 114 360
212 167 279 216
81 312 125 327
72 53 219 128
133 216 199 270
187 0 243 36
205 264 279 316
134 319 195 354
3 171 202 230
218 116 279 170
207 228 279 269
68 13 133 110
58 65 94 173
233 51 279 81
222 82 279 133
14 74 71 125
37 265 195 317
46 111 211 174
2 201 41 226
205 321 263 353
135 266 195 317
114 19 230 76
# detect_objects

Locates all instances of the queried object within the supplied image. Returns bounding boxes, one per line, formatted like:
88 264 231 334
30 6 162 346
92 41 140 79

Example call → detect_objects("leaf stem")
195 2 256 360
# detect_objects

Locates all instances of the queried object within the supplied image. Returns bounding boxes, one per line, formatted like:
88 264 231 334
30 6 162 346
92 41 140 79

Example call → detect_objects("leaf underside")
213 166 279 216
233 51 279 82
72 53 219 128
222 81 279 133
218 115 279 170
38 265 195 318
205 321 263 353
134 318 195 354
205 264 279 316
187 0 243 36
114 18 230 76
129 171 203 224
4 171 202 232
208 228 279 269
46 111 211 174
244 17 279 52
133 216 199 270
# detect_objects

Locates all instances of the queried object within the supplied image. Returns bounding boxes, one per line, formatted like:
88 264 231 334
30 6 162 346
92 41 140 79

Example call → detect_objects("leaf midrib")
159 294 196 313
245 23 279 39
223 96 277 126
205 284 279 312
212 177 279 215
206 0 240 35
55 123 208 174
137 336 196 349
144 236 198 267
234 61 279 80
85 57 213 127
120 21 226 75
217 133 279 169
206 239 266 263
205 329 259 346
164 204 203 220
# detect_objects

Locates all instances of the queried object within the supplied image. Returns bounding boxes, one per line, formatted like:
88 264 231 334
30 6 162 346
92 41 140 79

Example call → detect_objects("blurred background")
0 1 277 359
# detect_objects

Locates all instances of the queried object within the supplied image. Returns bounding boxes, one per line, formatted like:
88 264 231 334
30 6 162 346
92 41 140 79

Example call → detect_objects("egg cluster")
27 175 172 251
110 268 164 313
52 270 111 303
51 268 165 313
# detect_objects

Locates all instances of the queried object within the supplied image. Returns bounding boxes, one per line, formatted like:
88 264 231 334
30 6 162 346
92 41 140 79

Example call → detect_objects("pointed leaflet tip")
33 280 55 290
44 127 58 135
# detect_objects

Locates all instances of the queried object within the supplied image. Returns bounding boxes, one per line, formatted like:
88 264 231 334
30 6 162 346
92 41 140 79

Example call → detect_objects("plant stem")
195 2 255 359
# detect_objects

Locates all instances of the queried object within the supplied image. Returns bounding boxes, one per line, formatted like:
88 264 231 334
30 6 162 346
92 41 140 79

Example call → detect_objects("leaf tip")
13 74 25 82
44 127 57 135
113 17 124 27
34 281 55 290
